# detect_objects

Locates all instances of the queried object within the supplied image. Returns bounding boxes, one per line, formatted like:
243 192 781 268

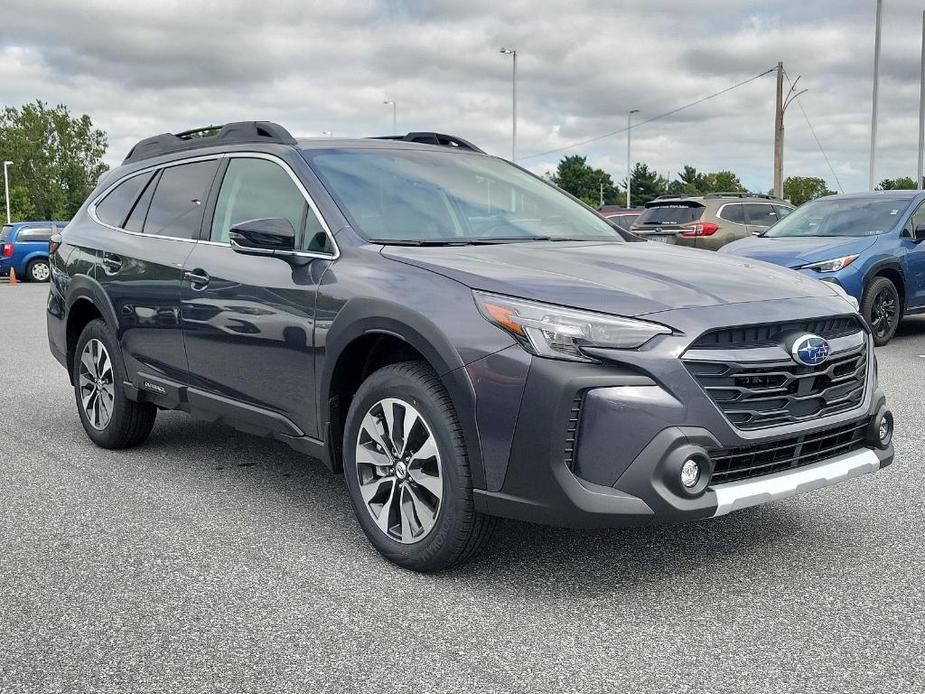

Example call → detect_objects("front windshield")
764 197 910 238
303 148 622 244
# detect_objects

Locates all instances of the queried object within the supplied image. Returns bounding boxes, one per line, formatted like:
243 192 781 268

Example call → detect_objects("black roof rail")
702 192 783 200
370 132 485 153
123 121 297 164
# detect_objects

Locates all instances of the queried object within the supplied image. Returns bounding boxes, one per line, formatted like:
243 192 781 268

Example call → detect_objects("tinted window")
211 158 318 248
774 205 794 220
95 173 153 228
719 204 746 224
16 227 54 242
765 197 910 238
0 225 12 241
124 171 159 233
144 160 218 239
305 149 621 243
634 205 705 225
743 203 778 226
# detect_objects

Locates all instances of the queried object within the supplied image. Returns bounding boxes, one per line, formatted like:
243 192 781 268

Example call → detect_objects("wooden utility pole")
773 61 784 199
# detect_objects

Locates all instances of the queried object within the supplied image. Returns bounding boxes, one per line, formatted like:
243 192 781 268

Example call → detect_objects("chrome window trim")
88 151 340 260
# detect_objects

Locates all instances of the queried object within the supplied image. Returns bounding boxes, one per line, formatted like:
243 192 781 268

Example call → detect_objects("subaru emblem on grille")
791 333 831 366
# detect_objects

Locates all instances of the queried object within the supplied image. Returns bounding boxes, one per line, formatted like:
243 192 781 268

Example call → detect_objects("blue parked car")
0 221 68 282
722 191 925 345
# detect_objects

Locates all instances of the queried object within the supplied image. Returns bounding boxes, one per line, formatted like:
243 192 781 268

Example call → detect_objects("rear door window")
743 203 778 227
635 205 705 225
144 160 219 239
95 172 154 228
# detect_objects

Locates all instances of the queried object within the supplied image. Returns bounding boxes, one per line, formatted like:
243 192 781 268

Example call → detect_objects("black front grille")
690 316 863 350
685 342 867 430
710 420 869 485
563 393 584 471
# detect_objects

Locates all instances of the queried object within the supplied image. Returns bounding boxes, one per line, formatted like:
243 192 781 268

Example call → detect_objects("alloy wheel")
78 338 115 430
354 397 443 544
871 287 898 339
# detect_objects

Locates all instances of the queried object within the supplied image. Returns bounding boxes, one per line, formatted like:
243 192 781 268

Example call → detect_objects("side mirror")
914 224 925 243
229 217 296 255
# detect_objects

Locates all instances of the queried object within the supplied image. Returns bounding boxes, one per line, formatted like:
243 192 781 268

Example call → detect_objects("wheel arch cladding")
64 276 121 382
865 260 905 311
321 306 485 488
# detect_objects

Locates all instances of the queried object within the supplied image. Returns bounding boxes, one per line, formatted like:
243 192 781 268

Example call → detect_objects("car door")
744 203 780 235
92 157 220 385
180 154 336 438
717 202 749 242
901 199 925 308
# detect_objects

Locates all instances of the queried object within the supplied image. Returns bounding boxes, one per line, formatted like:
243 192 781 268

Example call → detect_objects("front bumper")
470 302 893 528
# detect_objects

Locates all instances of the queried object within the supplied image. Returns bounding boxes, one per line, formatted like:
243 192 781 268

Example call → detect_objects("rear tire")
26 258 50 282
343 361 496 572
862 277 900 346
73 319 156 449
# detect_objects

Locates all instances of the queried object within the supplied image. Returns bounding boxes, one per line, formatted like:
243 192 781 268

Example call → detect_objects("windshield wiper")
372 236 553 246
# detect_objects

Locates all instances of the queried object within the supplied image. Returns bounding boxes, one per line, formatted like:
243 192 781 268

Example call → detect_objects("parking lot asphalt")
1 280 923 694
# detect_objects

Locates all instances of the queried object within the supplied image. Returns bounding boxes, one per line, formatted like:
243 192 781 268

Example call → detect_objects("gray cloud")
2 0 924 193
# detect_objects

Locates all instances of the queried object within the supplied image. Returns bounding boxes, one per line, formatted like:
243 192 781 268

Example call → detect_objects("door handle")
101 253 122 274
184 268 210 290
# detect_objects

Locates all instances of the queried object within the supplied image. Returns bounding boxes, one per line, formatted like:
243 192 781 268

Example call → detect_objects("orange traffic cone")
8 267 17 286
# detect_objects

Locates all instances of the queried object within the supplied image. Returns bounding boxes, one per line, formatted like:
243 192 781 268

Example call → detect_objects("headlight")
800 254 859 273
826 281 861 312
473 291 672 362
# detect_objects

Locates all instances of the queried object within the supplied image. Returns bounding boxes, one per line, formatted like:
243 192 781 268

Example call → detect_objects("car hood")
382 241 839 317
720 235 878 269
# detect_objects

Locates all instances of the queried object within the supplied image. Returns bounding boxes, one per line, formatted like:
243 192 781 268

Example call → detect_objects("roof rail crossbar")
370 132 485 153
123 121 297 164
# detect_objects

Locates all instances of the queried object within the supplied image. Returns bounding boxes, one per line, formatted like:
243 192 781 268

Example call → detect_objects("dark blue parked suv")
47 122 894 570
1 220 68 281
722 191 925 345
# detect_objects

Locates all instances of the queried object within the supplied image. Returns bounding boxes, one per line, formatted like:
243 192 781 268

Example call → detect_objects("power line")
521 66 777 161
783 68 845 193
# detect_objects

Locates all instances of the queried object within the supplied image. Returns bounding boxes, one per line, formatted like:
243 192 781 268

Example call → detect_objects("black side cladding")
123 121 297 164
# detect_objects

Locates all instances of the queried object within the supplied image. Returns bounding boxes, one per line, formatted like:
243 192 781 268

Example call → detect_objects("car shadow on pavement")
893 314 925 340
136 411 811 594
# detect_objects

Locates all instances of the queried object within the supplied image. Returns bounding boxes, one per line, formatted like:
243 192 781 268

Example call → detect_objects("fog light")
878 414 892 446
680 459 700 488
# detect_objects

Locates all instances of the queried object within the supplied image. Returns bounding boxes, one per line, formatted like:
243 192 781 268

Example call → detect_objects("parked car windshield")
303 148 622 244
764 197 911 238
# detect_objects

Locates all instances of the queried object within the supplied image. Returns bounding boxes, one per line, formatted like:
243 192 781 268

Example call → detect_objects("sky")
1 0 924 194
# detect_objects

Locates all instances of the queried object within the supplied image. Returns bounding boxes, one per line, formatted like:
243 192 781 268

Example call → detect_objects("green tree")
622 163 668 206
551 155 623 207
0 100 108 221
876 176 917 191
699 170 746 194
783 176 835 206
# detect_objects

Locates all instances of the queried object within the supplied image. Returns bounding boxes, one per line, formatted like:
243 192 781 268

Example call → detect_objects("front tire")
26 258 50 282
73 319 156 448
343 361 495 571
862 277 900 346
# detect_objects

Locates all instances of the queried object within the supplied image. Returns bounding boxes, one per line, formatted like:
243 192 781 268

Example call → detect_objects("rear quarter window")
95 172 155 228
15 227 54 242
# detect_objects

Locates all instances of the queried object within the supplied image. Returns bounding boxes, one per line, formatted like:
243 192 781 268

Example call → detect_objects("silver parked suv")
631 193 795 251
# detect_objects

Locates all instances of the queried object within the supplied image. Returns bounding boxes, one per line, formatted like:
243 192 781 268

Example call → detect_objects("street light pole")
500 48 517 162
3 161 12 225
918 10 925 190
626 109 639 209
384 100 397 135
869 0 883 190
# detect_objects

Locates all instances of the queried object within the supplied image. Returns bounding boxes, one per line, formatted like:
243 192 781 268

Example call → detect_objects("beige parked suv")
629 193 794 251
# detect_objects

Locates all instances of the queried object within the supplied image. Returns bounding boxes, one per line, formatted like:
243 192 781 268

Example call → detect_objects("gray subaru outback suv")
47 122 892 571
